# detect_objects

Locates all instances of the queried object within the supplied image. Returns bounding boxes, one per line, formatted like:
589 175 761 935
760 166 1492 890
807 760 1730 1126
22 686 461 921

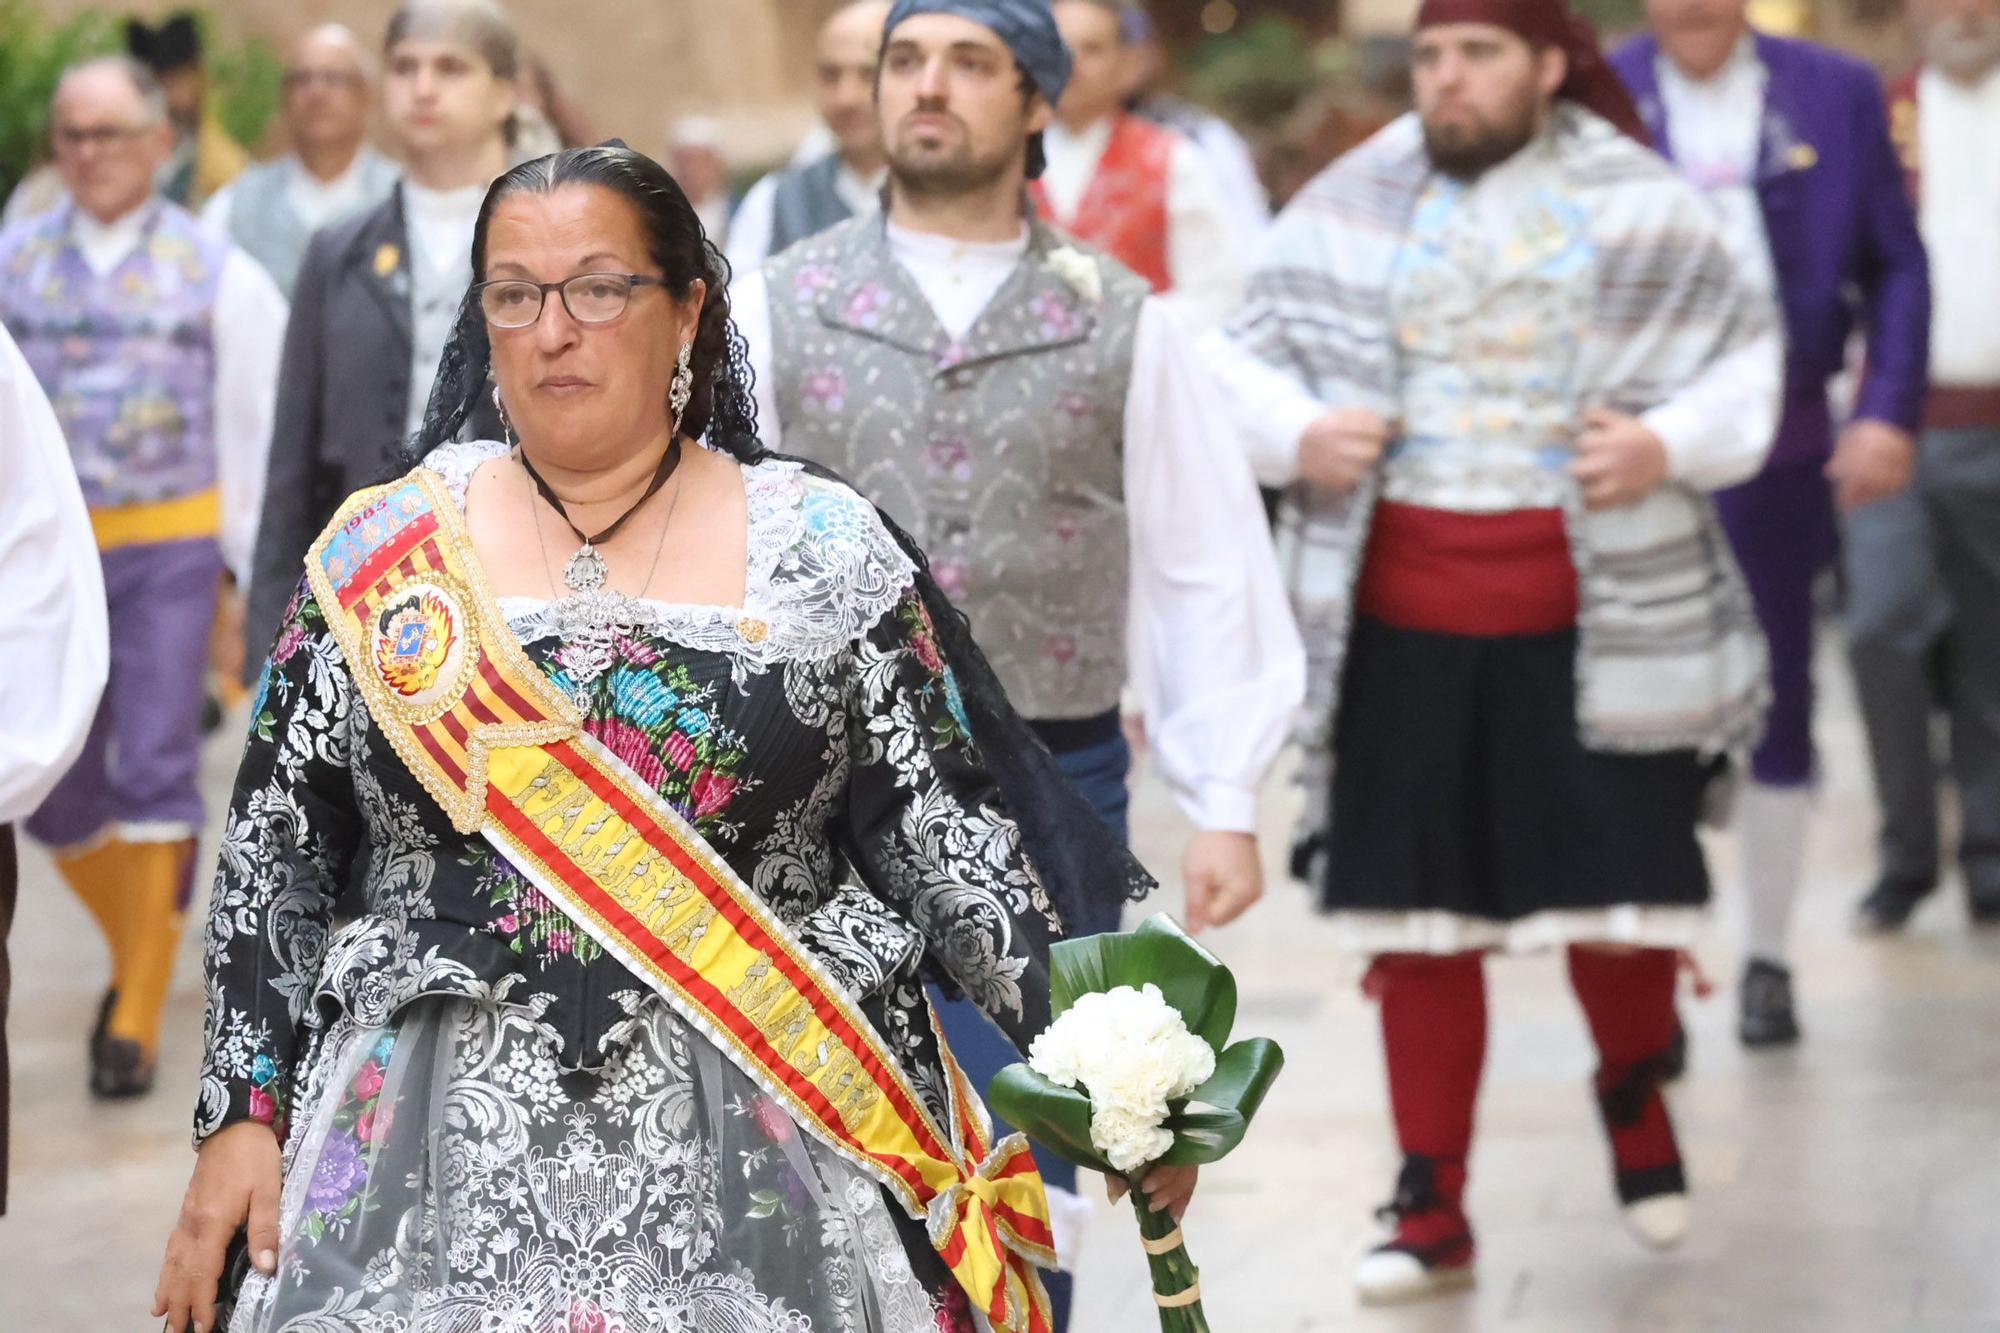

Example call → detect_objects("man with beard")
1845 0 2000 933
731 1 1304 1325
726 1 893 273
1610 0 1931 1049
1210 0 1781 1302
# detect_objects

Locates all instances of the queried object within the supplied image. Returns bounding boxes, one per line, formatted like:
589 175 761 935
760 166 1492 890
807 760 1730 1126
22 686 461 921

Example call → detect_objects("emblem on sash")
372 581 470 715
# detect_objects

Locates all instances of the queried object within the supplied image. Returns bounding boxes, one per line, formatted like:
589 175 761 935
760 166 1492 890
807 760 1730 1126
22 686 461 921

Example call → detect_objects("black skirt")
1320 616 1720 920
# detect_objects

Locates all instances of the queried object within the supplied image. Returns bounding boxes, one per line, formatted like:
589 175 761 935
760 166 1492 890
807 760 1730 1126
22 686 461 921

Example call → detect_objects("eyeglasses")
474 273 667 329
52 124 149 152
282 68 365 92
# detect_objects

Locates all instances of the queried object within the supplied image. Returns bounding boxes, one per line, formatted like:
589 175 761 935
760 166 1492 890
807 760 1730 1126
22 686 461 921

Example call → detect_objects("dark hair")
407 143 760 465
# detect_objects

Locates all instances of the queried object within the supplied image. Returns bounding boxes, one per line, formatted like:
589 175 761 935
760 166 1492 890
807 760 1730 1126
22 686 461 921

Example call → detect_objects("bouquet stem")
1131 1189 1208 1332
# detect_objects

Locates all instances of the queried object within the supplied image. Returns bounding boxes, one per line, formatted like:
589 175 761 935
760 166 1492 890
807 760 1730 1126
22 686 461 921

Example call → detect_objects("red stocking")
1566 945 1684 1201
1371 951 1485 1250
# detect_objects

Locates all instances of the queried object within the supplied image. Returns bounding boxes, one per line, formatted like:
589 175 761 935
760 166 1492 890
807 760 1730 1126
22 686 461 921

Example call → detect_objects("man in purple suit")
1612 7 1931 1049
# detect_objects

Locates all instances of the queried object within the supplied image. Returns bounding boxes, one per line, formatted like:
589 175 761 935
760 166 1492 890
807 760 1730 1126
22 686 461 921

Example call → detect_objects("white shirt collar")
834 162 887 216
884 219 1030 266
69 198 158 277
402 178 488 221
883 219 1031 341
288 146 372 195
1040 116 1119 220
1043 116 1114 162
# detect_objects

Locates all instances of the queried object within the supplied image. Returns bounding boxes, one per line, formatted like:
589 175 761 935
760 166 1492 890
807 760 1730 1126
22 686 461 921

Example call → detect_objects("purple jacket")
1612 31 1931 434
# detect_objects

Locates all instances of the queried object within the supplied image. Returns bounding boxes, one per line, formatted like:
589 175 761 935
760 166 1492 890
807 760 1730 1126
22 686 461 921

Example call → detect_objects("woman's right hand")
153 1119 283 1333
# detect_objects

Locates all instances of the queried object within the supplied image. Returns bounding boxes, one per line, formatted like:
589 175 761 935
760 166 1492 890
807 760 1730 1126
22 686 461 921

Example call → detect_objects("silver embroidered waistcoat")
765 215 1148 721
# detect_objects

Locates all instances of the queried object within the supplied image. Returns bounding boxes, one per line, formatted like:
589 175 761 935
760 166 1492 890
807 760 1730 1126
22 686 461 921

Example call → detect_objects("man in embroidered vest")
1610 0 1931 1050
202 25 400 298
244 0 513 679
0 56 286 1099
1028 0 1242 332
1844 0 2000 934
732 1 1303 1324
1211 0 1783 1301
726 2 893 276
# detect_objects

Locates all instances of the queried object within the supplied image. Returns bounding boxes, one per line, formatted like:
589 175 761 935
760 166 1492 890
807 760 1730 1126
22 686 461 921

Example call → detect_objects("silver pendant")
563 544 609 595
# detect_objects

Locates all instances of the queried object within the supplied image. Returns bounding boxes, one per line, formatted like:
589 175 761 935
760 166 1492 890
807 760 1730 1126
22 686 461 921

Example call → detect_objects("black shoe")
1659 1019 1688 1083
1738 959 1800 1048
1855 874 1933 934
89 1034 156 1099
87 987 116 1062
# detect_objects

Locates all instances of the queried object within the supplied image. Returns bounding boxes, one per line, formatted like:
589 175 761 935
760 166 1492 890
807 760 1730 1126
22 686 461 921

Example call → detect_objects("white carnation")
1090 1106 1177 1173
1046 245 1104 304
1028 983 1217 1173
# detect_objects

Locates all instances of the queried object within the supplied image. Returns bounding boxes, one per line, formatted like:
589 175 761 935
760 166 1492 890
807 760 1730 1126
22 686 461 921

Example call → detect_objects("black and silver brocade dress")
201 440 1060 1332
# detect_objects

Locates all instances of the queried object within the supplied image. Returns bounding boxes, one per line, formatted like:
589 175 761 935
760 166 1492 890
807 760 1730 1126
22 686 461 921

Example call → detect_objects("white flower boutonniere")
1047 245 1104 305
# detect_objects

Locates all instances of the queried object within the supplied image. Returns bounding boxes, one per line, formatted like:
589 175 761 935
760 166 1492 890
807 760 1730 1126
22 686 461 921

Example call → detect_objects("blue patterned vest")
766 216 1147 721
0 202 227 510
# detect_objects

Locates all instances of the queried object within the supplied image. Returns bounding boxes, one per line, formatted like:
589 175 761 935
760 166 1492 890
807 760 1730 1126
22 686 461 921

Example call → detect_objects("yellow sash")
306 466 1055 1330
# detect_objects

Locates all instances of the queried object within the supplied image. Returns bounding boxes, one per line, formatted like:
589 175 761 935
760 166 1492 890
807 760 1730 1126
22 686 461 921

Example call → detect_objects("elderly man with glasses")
0 55 286 1099
202 25 400 297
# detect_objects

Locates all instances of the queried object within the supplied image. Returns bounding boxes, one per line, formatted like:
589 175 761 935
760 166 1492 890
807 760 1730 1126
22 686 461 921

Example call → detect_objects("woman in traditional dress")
154 143 1192 1333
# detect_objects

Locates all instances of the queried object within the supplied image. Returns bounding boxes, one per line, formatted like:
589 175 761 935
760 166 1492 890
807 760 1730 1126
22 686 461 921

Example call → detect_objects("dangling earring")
668 340 693 436
493 383 517 448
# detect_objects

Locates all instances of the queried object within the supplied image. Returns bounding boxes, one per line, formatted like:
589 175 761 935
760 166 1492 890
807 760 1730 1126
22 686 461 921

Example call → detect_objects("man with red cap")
1211 0 1781 1303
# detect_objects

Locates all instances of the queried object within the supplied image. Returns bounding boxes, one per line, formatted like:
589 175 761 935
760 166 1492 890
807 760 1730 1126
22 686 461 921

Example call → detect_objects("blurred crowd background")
0 0 1918 238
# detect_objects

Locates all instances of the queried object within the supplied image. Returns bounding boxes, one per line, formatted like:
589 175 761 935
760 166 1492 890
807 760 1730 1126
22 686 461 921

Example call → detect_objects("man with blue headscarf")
732 1 1303 1323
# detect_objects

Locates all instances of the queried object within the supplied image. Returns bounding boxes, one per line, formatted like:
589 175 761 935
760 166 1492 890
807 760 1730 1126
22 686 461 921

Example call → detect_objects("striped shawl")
1231 106 1773 848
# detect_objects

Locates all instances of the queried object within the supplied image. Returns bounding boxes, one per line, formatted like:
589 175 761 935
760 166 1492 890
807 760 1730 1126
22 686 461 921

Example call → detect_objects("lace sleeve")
194 578 362 1145
838 587 1062 1053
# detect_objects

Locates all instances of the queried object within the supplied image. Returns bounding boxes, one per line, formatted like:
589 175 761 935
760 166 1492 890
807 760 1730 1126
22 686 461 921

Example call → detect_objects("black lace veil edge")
401 286 1157 939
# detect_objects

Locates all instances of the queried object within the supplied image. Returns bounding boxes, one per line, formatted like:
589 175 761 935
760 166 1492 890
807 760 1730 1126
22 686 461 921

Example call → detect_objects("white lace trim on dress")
421 439 919 674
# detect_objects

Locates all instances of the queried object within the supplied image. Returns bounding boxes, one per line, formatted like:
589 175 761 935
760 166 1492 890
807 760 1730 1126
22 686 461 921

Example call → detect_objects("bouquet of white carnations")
990 915 1284 1332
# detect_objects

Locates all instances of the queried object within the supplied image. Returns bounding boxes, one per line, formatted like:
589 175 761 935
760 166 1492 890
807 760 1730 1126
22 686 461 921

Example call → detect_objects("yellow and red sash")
306 467 1055 1330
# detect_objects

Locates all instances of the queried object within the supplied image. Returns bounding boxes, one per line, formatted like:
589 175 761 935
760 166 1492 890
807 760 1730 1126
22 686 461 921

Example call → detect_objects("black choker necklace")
519 440 684 594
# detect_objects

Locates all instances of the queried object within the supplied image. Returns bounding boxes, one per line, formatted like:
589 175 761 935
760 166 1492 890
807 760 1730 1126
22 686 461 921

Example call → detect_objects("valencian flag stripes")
306 466 1057 1331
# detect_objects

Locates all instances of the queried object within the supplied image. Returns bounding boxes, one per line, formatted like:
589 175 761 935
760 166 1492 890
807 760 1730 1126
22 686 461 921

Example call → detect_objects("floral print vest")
765 215 1148 722
0 202 226 510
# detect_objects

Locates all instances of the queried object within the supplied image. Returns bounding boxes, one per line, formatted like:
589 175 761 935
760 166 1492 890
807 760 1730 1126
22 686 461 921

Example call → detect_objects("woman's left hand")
1105 1163 1201 1221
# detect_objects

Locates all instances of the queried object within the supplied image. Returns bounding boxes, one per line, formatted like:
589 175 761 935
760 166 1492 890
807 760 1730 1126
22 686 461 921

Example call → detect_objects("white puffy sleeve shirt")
0 323 108 823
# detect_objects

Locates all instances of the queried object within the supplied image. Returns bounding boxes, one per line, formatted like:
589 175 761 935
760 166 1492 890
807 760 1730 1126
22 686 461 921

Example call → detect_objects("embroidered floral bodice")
196 440 1061 1143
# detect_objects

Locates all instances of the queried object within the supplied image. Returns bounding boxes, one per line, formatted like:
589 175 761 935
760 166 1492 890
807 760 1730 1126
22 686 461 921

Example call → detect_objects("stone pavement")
4 636 1998 1329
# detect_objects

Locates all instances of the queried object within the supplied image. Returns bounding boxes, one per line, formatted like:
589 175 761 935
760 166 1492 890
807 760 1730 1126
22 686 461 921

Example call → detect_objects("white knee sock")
1738 782 1813 966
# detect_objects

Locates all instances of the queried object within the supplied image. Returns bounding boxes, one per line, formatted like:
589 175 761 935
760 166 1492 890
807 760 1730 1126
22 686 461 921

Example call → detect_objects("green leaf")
987 1065 1113 1175
746 1188 783 1220
1049 914 1238 1056
1157 1037 1286 1167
